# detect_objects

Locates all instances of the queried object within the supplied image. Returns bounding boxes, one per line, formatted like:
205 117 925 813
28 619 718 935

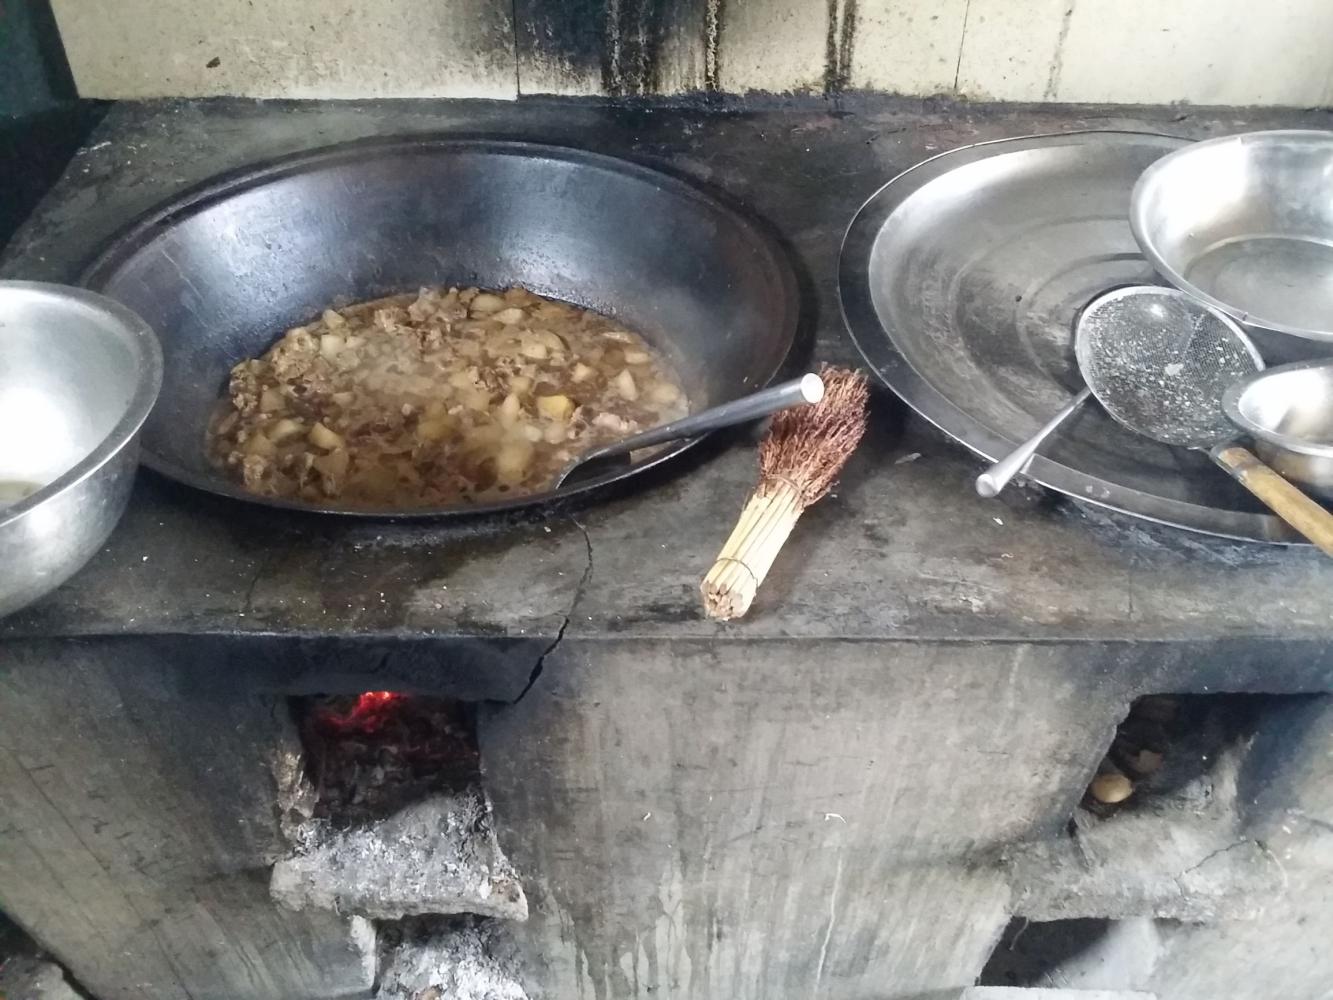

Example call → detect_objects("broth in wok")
207 285 688 508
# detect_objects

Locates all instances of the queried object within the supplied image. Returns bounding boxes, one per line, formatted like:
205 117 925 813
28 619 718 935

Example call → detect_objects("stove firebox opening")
271 691 529 998
293 691 483 826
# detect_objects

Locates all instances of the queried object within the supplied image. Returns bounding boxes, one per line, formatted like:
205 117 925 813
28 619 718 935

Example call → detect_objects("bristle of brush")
758 364 869 506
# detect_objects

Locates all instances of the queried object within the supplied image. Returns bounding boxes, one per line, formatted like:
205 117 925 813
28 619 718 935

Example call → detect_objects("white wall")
51 0 1333 106
50 0 518 100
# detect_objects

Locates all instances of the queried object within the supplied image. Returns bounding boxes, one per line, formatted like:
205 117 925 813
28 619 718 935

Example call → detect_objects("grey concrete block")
1144 871 1333 1000
1009 743 1283 922
272 791 528 922
480 639 1036 1000
376 921 527 1000
0 642 378 1000
1141 696 1333 1000
0 957 84 1000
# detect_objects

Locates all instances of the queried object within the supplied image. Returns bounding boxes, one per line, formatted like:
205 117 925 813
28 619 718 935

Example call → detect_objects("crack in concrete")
1179 839 1251 878
514 517 594 703
241 558 267 617
951 0 974 93
240 546 284 619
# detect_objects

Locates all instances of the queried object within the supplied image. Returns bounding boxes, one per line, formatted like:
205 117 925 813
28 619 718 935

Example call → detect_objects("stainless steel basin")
0 281 162 617
1132 129 1333 363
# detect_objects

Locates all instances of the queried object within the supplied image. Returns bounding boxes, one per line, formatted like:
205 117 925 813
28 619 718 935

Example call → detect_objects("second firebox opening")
1080 693 1277 818
1006 692 1309 925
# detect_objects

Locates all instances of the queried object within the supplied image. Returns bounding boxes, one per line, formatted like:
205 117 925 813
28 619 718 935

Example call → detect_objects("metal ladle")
552 373 825 489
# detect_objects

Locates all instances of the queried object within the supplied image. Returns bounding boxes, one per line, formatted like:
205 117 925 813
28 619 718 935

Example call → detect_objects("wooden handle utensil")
1212 445 1333 556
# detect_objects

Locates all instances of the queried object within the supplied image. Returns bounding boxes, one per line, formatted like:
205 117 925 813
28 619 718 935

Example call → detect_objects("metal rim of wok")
81 137 801 518
838 130 1303 546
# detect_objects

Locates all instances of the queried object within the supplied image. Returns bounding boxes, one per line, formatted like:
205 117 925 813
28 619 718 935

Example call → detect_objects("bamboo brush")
701 365 870 620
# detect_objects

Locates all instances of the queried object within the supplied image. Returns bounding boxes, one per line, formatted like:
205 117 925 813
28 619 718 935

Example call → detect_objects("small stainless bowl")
1223 360 1333 500
0 282 162 617
1132 130 1333 363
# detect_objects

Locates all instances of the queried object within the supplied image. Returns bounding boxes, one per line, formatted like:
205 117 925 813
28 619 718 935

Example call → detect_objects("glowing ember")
319 691 402 733
356 691 399 712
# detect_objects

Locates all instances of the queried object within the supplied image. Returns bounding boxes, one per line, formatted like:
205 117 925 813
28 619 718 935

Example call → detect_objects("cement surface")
5 96 1333 656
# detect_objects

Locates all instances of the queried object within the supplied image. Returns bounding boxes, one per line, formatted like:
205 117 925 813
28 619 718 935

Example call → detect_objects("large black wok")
84 138 799 516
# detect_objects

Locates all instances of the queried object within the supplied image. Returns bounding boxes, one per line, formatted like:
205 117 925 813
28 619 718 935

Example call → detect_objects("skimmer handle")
976 388 1092 498
1212 444 1333 556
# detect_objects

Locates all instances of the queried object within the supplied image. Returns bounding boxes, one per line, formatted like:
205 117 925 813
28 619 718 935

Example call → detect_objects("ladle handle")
1212 444 1333 556
976 388 1092 498
577 374 824 464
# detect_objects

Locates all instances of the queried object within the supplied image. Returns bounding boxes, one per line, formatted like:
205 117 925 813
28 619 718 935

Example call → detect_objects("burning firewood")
701 365 870 620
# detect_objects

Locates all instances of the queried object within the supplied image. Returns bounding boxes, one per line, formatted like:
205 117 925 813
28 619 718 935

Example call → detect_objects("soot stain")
516 0 717 96
824 0 858 95
515 0 606 83
606 0 669 95
606 597 706 629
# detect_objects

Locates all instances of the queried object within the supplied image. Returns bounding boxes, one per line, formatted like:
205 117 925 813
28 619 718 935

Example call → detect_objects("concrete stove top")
4 95 1333 662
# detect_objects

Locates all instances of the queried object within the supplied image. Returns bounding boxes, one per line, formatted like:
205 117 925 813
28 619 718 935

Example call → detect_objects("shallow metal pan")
839 130 1301 545
83 137 800 518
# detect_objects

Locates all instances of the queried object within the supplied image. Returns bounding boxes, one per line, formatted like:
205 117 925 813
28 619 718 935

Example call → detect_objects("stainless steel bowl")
0 282 162 617
1132 130 1333 363
1223 360 1333 500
